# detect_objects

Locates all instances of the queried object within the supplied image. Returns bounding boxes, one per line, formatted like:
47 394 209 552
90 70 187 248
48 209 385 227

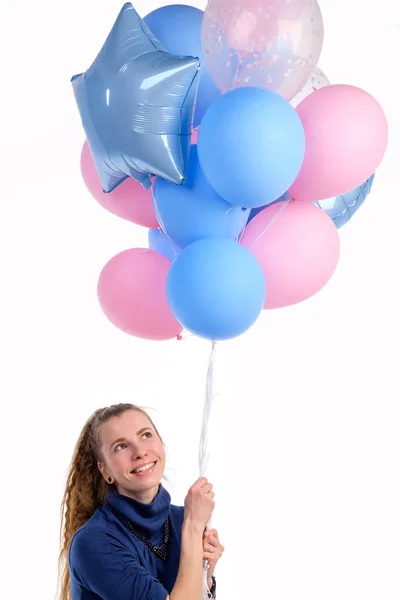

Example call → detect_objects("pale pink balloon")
289 84 388 202
80 141 158 228
240 201 340 309
97 248 183 340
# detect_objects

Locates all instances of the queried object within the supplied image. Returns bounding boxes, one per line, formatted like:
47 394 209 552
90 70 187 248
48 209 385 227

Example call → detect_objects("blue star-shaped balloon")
247 175 375 228
71 3 200 192
314 174 375 228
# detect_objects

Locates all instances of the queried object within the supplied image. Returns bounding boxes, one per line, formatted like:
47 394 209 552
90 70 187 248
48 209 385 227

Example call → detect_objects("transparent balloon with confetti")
290 65 330 107
201 0 324 101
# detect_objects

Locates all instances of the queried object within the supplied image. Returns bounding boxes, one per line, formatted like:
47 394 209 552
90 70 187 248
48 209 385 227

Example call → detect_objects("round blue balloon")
148 228 181 262
166 238 266 341
197 87 305 208
315 174 375 229
144 5 220 127
153 145 250 248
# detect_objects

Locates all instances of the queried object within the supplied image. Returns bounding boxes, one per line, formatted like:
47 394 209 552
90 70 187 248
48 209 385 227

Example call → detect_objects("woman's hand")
203 528 224 584
184 478 215 530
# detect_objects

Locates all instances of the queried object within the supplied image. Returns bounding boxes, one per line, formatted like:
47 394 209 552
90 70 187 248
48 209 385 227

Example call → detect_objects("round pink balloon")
241 201 340 309
289 84 388 202
80 141 158 228
97 248 183 340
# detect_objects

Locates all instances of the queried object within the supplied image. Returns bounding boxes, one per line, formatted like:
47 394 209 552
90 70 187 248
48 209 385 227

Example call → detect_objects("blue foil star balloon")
247 176 375 227
314 174 375 228
71 3 201 193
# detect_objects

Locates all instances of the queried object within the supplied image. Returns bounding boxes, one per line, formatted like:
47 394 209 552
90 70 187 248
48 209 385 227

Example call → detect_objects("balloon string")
199 341 218 599
236 218 247 243
249 199 294 249
199 341 217 480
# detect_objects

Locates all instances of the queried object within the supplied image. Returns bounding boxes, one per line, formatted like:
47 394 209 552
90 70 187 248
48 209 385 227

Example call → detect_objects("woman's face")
98 410 166 503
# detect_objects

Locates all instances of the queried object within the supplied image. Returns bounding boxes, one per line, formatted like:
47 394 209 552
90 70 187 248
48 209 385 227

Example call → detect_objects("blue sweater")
69 485 185 600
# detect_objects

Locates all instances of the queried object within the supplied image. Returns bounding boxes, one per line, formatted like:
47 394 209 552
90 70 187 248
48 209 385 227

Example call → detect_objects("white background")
1 0 399 598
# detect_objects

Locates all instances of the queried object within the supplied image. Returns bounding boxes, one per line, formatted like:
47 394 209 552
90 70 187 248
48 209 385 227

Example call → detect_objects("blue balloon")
71 2 200 193
153 145 250 248
197 87 305 208
166 238 266 341
315 174 375 229
144 4 221 127
148 228 181 262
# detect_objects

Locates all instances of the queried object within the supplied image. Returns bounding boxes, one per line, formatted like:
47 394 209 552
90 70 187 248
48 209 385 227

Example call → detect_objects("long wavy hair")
58 403 165 600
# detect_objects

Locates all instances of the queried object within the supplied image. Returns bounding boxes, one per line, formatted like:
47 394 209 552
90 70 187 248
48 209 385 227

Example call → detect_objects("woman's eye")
115 443 126 451
143 432 152 439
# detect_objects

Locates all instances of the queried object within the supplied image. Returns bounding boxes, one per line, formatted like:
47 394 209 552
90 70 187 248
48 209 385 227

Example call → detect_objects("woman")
58 403 224 600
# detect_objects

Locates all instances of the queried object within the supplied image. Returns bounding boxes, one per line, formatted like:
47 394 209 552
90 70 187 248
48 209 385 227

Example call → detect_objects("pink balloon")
80 141 158 228
97 248 183 340
191 127 199 144
241 201 340 309
289 85 388 202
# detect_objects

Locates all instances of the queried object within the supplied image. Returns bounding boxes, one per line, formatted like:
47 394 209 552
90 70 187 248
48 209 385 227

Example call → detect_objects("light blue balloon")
148 228 181 262
314 174 375 228
71 3 200 193
153 145 250 248
144 4 221 127
197 87 305 208
166 238 266 341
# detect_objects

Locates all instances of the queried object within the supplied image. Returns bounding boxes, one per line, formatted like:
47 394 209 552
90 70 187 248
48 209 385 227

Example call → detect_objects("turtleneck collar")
105 484 171 538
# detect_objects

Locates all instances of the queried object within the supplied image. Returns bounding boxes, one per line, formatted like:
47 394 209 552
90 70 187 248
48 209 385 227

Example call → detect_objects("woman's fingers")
203 528 218 539
203 535 219 548
204 542 216 552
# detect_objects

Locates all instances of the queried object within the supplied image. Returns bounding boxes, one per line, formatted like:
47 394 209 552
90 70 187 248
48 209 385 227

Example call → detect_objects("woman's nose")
131 447 146 459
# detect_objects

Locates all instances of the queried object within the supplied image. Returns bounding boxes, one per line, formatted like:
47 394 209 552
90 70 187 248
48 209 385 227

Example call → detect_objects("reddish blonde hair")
58 404 164 600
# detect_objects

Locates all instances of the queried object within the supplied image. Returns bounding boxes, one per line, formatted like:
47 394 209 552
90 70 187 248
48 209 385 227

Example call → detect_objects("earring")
107 476 114 484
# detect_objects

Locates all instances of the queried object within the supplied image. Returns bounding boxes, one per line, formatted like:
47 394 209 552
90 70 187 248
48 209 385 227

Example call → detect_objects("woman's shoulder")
69 505 124 557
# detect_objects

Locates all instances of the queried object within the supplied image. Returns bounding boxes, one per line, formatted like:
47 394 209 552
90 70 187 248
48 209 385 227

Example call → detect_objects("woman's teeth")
133 462 155 474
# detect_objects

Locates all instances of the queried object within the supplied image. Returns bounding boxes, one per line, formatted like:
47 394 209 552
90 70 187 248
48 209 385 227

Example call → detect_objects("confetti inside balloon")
290 66 330 108
201 0 324 100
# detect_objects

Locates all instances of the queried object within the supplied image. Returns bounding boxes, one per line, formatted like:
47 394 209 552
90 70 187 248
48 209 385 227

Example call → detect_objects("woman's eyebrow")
109 437 126 450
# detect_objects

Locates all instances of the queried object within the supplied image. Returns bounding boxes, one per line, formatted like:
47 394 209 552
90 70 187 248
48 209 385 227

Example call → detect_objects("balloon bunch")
73 2 388 343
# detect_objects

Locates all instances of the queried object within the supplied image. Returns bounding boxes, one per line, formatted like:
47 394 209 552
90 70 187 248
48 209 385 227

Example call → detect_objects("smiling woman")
58 404 223 600
97 412 166 504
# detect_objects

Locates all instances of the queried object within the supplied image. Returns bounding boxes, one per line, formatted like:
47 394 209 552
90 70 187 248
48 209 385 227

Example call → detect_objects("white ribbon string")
250 199 293 248
199 341 217 599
